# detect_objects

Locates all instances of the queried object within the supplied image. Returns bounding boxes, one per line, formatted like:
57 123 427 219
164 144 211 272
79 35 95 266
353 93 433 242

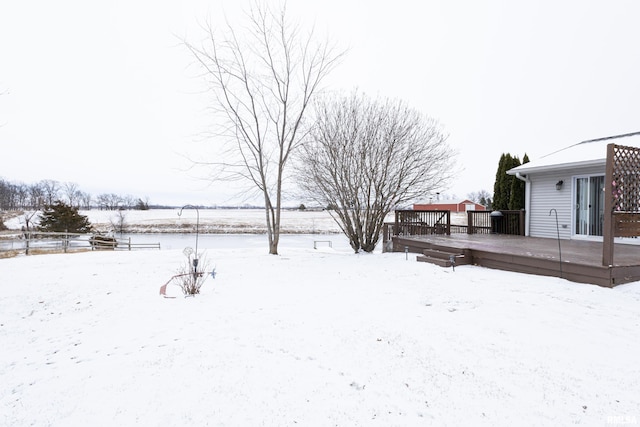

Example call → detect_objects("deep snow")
1 211 640 426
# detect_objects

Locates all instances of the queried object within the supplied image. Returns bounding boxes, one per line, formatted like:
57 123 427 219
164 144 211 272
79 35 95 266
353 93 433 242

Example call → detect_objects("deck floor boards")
392 233 640 286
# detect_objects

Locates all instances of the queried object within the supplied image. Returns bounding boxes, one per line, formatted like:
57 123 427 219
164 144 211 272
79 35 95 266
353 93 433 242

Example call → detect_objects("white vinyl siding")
528 166 603 239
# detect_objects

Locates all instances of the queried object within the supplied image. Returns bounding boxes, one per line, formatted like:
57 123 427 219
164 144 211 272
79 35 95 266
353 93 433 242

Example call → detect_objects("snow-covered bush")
176 248 211 296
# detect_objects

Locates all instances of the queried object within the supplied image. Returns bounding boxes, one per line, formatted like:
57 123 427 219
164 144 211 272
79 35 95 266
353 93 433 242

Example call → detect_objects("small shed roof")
507 132 640 175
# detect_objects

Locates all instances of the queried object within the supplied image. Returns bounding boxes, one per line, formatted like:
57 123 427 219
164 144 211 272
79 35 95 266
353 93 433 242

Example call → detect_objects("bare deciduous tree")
40 180 60 206
184 1 344 254
110 210 127 234
296 92 456 252
63 182 82 207
22 210 38 232
468 189 492 209
14 183 29 209
80 191 92 210
29 184 45 209
96 193 124 211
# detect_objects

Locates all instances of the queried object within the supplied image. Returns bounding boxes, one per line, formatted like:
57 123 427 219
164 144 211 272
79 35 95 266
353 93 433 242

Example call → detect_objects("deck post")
603 143 615 266
383 223 389 252
394 210 399 237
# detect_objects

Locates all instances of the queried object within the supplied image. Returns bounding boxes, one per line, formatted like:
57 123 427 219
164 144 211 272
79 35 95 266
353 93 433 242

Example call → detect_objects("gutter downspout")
515 172 531 236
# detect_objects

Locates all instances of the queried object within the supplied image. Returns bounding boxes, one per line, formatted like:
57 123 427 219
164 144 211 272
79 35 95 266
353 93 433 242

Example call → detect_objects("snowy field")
86 208 347 234
2 211 640 426
5 207 455 234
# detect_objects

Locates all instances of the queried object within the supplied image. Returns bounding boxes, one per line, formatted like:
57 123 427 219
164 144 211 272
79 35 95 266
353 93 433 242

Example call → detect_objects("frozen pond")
118 233 356 252
0 232 358 253
0 233 352 252
1 209 388 253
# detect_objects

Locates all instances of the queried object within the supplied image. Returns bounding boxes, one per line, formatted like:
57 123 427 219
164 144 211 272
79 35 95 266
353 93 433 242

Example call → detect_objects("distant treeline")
0 178 318 211
0 178 150 211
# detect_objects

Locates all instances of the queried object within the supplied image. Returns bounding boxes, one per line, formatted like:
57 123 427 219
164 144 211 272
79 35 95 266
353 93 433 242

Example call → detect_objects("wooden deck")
391 234 640 287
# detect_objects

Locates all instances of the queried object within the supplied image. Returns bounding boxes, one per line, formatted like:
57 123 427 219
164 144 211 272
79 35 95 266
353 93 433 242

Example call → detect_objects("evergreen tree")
493 152 529 210
508 155 524 209
492 154 510 210
479 193 492 209
38 201 93 233
507 153 529 210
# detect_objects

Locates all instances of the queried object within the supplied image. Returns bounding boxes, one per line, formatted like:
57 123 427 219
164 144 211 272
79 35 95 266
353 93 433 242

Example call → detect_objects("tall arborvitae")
493 152 529 210
508 153 529 210
508 155 524 209
492 154 507 210
493 153 515 210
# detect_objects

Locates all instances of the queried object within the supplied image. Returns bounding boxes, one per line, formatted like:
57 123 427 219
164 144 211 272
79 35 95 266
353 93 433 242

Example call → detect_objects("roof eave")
506 159 606 175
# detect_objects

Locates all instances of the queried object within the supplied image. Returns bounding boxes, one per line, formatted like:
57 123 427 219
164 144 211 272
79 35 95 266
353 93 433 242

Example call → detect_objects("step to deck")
416 247 470 268
416 254 453 267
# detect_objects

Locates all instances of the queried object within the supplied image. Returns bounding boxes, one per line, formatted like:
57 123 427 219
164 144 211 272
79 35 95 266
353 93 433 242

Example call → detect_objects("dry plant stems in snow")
183 1 345 255
175 249 212 296
297 91 456 252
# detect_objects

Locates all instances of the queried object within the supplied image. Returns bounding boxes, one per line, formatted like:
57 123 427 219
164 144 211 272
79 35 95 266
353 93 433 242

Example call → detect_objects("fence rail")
0 231 160 255
383 209 525 242
393 210 451 236
467 210 525 235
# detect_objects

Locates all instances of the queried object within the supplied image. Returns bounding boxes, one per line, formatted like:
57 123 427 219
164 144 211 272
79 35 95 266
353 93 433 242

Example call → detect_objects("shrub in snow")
176 248 211 296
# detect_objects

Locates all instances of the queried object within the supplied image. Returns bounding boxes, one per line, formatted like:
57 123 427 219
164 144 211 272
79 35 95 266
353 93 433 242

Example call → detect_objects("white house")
506 131 640 241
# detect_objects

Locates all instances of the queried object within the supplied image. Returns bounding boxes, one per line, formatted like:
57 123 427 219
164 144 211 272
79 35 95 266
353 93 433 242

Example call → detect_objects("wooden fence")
0 231 160 255
466 210 525 235
384 209 525 242
393 210 451 236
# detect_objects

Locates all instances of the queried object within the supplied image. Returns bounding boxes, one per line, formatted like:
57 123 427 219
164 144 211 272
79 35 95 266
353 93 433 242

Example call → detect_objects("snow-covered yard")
1 210 640 425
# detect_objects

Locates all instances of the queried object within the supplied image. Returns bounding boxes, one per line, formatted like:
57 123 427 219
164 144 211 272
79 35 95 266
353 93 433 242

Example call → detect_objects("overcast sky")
1 0 639 206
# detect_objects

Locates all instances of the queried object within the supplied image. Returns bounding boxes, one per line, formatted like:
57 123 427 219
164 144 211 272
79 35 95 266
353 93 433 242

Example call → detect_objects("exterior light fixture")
556 180 564 190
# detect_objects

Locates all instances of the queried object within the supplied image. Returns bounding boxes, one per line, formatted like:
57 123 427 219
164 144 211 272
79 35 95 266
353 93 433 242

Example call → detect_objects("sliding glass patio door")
574 175 604 237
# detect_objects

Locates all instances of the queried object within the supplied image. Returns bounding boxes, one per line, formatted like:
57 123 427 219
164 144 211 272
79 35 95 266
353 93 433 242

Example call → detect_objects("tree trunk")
265 195 280 255
269 234 279 254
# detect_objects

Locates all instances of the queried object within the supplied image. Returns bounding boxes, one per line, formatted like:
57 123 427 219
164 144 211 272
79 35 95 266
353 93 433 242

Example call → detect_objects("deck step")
416 247 471 268
417 255 453 267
